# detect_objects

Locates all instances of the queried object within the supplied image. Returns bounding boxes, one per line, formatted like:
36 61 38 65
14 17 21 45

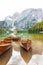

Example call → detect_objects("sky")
0 0 43 20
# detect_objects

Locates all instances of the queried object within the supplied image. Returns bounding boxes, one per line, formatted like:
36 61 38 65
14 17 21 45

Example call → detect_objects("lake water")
0 32 43 65
16 33 43 42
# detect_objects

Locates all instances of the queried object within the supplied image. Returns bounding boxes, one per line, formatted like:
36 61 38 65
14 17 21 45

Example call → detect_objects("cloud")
0 0 43 20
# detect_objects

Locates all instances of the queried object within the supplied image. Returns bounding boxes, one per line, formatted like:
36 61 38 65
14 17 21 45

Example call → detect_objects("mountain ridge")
28 21 43 33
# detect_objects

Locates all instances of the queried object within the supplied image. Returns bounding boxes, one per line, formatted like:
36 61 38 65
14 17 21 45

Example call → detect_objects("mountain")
14 8 43 29
4 12 20 30
0 21 6 28
28 21 43 33
0 8 43 30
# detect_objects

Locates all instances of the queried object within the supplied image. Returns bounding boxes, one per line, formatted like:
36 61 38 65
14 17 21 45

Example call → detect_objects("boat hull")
0 45 11 55
21 39 31 51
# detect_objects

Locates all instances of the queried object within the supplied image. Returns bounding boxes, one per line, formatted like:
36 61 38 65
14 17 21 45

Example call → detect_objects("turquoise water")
16 32 43 42
0 32 11 40
0 31 43 42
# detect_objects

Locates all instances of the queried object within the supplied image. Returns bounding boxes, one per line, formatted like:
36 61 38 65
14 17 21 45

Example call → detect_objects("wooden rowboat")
0 38 12 55
0 44 11 55
21 39 31 51
11 36 21 42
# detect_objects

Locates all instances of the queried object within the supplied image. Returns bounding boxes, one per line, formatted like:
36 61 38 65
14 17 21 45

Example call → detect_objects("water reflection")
20 47 32 64
0 33 43 65
31 34 43 42
0 47 12 65
12 42 20 51
12 39 43 64
32 40 43 54
16 33 43 42
12 42 32 64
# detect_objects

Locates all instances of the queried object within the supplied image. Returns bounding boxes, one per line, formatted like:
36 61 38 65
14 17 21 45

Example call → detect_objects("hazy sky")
0 0 43 20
